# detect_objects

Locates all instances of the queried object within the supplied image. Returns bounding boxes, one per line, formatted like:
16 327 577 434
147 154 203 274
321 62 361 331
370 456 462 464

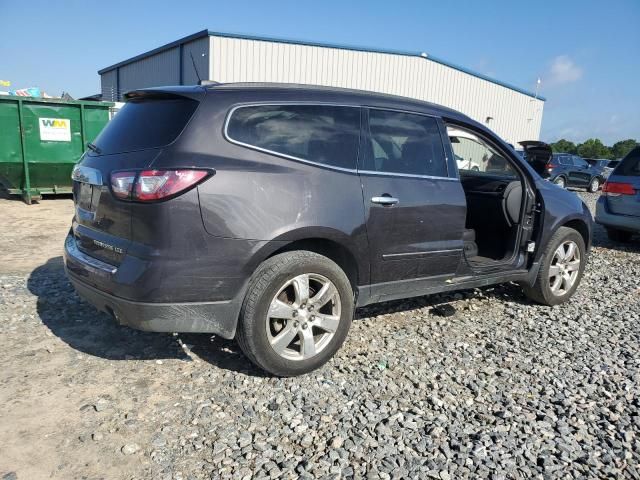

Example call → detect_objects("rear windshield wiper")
87 142 102 154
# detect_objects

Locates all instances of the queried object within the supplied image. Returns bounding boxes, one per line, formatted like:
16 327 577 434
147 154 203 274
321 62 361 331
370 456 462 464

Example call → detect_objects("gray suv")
65 83 593 376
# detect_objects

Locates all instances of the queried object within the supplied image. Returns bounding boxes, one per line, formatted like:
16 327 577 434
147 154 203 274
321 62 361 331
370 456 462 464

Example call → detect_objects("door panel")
361 175 466 283
359 109 466 285
569 156 592 186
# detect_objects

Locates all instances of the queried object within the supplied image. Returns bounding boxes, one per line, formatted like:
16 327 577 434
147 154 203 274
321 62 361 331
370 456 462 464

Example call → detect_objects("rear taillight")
110 169 211 202
602 181 636 196
111 171 137 200
545 162 554 172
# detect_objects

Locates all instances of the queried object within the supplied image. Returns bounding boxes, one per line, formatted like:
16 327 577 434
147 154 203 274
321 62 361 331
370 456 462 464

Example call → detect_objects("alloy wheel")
548 240 581 296
554 177 566 188
265 273 341 361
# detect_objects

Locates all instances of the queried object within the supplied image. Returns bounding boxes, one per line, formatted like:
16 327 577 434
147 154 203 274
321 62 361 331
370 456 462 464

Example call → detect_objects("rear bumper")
64 234 242 338
66 272 240 338
595 197 640 233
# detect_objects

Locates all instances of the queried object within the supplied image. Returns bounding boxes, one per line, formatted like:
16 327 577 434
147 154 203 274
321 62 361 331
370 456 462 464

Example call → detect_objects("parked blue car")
596 147 640 241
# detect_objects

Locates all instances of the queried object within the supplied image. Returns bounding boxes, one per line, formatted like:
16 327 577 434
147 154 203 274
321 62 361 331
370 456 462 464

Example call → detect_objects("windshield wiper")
87 142 102 154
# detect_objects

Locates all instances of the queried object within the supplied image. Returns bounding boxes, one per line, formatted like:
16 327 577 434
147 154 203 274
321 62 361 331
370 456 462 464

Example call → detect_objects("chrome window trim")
223 102 362 174
358 170 458 181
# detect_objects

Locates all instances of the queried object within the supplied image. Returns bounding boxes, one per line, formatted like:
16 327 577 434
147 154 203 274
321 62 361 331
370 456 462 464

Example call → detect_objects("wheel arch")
266 238 361 292
560 218 591 251
553 174 568 183
246 227 369 292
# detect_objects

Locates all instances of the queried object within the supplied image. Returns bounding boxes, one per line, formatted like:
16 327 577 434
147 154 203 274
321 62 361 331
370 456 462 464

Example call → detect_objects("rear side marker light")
602 181 635 196
110 169 211 202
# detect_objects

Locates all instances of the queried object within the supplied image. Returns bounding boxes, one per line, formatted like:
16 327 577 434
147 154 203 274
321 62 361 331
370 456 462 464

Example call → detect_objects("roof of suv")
203 82 472 123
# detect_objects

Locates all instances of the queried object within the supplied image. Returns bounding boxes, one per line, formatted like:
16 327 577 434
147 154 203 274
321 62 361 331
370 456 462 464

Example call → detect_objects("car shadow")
591 222 640 253
27 257 266 376
29 256 535 374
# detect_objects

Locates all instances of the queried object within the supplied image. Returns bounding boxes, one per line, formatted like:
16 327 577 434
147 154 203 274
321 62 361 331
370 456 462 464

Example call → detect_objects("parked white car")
455 154 481 171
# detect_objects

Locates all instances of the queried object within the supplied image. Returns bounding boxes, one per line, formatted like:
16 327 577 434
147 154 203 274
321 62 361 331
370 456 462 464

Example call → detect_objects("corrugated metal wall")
182 36 210 86
117 47 181 99
209 36 544 145
100 37 210 101
100 69 118 102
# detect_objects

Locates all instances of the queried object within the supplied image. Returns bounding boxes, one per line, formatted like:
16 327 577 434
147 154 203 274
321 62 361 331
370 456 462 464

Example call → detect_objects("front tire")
588 177 601 193
523 227 586 306
236 251 354 376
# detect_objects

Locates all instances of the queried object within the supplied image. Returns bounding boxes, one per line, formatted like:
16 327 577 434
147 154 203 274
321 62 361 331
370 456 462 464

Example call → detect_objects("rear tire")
523 227 586 306
236 251 354 376
588 177 601 193
606 228 632 242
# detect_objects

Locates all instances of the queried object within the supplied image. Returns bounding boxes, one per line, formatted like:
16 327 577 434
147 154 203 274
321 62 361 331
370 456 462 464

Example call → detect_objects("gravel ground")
1 192 639 479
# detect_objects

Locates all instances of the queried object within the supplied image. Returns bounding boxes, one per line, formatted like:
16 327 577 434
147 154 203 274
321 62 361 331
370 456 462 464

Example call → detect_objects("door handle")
371 195 399 206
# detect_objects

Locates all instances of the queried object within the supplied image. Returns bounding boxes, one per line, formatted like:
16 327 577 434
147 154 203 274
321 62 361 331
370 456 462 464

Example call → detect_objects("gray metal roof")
98 29 546 101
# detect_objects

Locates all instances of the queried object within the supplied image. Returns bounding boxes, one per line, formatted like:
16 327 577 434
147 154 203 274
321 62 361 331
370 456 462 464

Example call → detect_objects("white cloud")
545 55 583 86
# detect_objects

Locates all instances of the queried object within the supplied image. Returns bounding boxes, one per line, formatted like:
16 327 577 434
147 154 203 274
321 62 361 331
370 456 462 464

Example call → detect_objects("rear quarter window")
225 104 360 169
93 96 199 154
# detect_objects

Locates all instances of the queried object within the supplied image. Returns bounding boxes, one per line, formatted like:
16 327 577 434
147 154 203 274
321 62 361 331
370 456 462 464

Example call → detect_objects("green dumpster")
0 96 113 204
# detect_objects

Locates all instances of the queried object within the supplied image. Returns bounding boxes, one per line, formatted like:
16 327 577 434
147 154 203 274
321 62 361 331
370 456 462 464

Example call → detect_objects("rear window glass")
226 104 360 169
616 147 640 176
92 97 198 154
557 156 571 166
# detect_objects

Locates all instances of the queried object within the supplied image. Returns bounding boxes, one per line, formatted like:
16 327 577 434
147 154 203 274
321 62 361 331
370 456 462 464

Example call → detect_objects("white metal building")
99 30 545 145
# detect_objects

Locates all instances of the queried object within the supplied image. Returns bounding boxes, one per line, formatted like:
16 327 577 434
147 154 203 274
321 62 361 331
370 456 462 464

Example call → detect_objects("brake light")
110 169 211 202
602 181 635 196
545 162 554 172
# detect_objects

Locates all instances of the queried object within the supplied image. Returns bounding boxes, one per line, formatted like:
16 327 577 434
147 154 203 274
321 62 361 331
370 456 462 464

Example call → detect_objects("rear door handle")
371 196 399 206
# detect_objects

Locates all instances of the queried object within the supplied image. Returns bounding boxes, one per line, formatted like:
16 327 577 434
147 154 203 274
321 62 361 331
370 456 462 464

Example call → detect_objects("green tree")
550 139 577 154
576 138 611 159
611 139 638 159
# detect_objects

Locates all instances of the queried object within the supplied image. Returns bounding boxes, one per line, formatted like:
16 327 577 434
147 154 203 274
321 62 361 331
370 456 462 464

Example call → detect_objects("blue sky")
1 0 638 145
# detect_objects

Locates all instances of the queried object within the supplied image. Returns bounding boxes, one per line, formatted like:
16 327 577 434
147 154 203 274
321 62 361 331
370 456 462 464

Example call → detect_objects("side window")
573 157 588 168
447 126 517 177
226 104 360 169
363 109 448 177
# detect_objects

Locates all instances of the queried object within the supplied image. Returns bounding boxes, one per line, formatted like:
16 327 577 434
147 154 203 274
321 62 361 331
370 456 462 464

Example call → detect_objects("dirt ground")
0 193 74 274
